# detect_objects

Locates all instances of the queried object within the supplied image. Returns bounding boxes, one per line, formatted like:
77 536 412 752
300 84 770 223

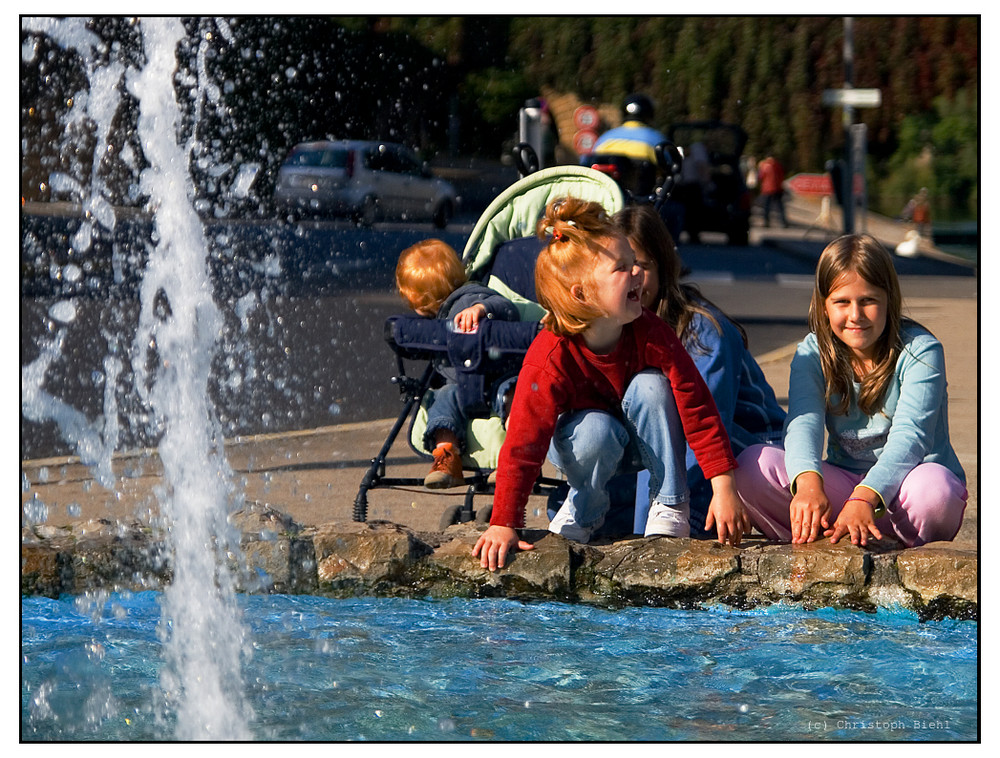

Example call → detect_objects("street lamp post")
842 17 855 235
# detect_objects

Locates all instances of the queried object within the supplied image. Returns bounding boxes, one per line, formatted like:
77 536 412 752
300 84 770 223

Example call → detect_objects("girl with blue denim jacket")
613 205 786 538
734 234 966 547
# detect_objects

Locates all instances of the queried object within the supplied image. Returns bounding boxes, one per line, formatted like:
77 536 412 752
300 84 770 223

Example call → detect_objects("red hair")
534 197 620 336
396 239 467 314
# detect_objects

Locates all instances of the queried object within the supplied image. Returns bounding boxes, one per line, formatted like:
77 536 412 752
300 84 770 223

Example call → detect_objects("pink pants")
734 444 967 547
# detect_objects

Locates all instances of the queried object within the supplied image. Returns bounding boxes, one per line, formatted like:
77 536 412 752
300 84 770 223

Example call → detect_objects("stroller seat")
353 165 625 530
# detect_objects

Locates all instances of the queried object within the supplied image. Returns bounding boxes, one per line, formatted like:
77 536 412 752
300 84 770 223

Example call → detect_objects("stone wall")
21 504 977 622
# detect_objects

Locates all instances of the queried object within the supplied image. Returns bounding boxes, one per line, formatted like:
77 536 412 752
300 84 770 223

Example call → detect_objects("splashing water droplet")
47 301 77 324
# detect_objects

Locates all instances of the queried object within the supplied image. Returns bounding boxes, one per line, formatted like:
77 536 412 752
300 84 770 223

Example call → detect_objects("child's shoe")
644 500 691 538
424 442 464 489
548 506 601 544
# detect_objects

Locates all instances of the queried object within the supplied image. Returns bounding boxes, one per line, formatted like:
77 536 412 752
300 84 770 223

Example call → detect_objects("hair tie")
545 219 575 243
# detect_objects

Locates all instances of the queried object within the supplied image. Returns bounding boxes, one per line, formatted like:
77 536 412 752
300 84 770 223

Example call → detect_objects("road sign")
573 130 598 155
573 105 600 131
821 88 882 108
786 173 833 196
786 172 863 197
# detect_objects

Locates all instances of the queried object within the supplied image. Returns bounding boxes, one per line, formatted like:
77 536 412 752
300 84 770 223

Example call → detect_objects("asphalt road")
20 211 974 461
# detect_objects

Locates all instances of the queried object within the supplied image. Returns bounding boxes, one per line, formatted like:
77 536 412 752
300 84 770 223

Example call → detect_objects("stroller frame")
351 346 565 530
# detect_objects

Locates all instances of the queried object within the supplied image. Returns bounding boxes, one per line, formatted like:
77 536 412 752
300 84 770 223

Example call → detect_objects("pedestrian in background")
901 188 932 238
757 154 788 228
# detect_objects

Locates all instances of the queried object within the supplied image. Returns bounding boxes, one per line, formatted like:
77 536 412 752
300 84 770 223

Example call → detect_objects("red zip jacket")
491 309 737 529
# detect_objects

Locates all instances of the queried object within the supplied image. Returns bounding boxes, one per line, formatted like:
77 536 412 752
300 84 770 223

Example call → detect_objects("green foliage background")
21 15 978 219
390 15 978 218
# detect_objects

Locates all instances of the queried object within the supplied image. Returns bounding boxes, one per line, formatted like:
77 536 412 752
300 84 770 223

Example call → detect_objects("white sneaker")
644 500 690 538
548 506 601 544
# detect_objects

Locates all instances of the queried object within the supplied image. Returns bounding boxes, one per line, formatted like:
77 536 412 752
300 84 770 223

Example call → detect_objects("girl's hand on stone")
705 471 750 546
472 525 534 571
789 472 831 543
826 495 883 546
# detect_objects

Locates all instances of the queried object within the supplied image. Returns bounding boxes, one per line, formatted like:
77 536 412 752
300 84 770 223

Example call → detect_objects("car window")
367 145 421 175
286 150 323 168
286 148 348 169
318 150 348 168
367 146 390 172
397 148 423 175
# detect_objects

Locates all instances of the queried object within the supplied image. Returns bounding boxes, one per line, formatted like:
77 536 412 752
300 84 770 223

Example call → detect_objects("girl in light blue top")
735 233 966 547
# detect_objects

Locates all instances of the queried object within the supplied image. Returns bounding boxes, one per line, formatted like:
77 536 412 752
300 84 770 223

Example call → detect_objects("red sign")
786 173 833 196
573 130 598 155
573 105 600 131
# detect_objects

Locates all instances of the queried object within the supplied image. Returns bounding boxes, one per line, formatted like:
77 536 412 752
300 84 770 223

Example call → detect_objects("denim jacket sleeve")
688 308 776 453
783 335 827 492
688 312 740 440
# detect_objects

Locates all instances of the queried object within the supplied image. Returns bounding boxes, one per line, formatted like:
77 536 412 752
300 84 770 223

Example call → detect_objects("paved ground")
21 194 977 553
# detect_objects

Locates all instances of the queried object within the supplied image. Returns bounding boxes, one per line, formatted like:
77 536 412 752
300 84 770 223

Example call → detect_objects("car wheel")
356 195 378 227
432 200 453 229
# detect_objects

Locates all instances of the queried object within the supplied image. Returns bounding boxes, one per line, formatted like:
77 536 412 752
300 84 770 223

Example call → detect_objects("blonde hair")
533 197 620 336
396 239 467 314
808 233 904 416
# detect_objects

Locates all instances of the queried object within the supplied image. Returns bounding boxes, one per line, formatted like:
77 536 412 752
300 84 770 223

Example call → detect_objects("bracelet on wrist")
844 497 875 508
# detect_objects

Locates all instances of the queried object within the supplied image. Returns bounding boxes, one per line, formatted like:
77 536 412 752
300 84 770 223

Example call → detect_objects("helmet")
622 93 654 123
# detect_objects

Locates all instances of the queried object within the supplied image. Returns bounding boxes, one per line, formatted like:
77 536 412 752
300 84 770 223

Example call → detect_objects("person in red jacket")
757 154 788 228
472 197 746 571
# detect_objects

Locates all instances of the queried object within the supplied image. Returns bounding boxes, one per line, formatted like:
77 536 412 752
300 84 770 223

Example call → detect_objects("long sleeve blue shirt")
784 323 965 506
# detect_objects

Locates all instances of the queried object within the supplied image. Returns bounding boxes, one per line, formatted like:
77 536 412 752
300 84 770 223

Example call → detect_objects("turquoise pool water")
21 592 977 741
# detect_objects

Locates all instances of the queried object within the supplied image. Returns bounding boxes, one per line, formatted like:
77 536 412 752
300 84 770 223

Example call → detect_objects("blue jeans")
423 383 466 452
547 370 688 536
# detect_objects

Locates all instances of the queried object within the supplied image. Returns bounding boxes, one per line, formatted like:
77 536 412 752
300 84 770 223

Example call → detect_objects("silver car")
273 140 457 228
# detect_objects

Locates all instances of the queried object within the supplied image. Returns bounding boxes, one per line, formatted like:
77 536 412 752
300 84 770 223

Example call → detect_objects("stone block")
231 503 315 593
21 527 73 597
429 528 573 599
591 537 741 603
754 541 870 602
896 544 978 603
69 520 167 593
311 521 432 591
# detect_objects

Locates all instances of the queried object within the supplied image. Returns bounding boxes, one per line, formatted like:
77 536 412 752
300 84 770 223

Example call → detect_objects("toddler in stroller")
395 238 522 489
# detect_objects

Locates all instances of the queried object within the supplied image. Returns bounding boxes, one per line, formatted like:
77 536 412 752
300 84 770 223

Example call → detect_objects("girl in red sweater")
473 198 746 571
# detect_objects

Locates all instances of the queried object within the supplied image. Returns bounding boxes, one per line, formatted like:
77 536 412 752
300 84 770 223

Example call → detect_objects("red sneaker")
424 442 464 489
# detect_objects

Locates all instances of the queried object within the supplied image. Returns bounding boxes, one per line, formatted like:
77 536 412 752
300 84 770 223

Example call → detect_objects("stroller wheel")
474 503 493 525
439 504 463 531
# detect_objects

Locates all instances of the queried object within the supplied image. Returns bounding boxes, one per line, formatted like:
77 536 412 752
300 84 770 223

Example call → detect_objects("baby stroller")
352 164 627 531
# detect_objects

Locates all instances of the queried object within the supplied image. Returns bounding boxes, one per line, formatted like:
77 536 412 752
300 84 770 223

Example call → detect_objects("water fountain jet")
21 16 251 739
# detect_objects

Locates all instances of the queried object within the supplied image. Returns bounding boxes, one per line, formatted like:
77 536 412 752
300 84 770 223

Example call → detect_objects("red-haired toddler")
396 239 520 488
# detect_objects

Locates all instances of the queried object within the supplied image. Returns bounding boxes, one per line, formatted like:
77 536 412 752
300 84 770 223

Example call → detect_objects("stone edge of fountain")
20 502 977 622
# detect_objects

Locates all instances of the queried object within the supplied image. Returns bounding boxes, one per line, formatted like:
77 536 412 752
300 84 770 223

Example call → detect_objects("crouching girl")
735 233 966 547
473 197 746 571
